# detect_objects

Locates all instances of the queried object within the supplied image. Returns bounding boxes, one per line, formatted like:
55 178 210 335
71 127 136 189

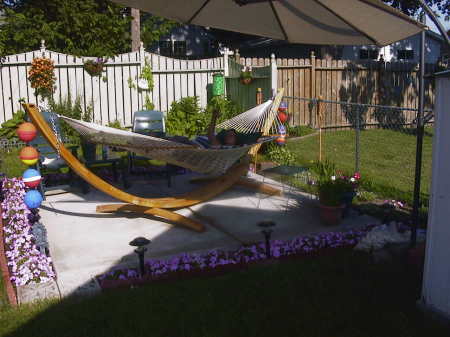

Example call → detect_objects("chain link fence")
283 96 433 206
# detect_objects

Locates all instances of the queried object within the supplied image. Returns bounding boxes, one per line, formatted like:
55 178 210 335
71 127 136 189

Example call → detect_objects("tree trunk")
131 8 140 52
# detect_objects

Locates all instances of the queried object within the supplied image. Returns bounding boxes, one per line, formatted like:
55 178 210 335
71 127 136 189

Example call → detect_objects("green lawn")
285 128 433 204
0 251 447 337
0 148 28 178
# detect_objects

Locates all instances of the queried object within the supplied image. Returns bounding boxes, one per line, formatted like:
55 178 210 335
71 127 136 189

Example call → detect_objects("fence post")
355 106 361 173
310 51 316 127
270 53 277 97
40 39 46 57
310 51 316 99
223 47 229 77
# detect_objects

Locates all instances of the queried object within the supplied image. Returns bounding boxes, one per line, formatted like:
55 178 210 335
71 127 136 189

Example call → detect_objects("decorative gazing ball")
22 168 42 188
24 190 43 209
17 122 37 142
278 111 288 124
19 146 39 165
278 102 288 113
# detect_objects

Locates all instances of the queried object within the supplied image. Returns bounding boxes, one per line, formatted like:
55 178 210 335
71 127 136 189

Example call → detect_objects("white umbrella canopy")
113 0 425 46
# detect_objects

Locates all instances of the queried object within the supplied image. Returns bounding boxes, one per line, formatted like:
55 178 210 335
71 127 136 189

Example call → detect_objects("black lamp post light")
257 220 276 258
129 236 151 277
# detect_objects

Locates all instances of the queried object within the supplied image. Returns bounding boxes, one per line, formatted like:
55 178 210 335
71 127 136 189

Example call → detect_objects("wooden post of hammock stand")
317 96 325 162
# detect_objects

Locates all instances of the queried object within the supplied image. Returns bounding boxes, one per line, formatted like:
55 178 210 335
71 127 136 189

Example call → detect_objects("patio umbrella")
112 0 424 46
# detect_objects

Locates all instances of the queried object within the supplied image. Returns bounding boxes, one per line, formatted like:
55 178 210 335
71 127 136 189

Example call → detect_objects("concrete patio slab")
39 171 381 297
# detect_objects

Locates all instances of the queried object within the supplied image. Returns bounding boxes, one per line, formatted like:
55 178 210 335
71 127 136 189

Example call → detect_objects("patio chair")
128 110 176 187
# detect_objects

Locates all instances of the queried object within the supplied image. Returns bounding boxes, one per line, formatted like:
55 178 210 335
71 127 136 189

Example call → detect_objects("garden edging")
0 203 18 307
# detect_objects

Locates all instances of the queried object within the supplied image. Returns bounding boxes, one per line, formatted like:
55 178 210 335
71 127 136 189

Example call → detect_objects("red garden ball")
17 122 37 142
19 146 39 165
277 111 288 124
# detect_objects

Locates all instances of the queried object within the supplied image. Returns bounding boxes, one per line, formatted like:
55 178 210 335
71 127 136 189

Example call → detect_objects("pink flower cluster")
1 178 55 286
97 226 375 287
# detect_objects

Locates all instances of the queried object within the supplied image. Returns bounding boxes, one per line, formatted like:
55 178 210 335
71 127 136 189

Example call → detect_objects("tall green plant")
165 97 209 138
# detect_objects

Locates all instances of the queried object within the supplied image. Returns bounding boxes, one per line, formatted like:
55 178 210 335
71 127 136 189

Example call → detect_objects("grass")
284 127 433 205
0 148 28 178
0 251 447 337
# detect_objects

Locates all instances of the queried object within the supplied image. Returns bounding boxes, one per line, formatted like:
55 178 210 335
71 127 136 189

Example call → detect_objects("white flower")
331 176 336 181
350 177 356 182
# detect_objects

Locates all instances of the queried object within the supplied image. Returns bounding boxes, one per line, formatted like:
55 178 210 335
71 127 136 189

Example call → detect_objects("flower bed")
97 226 376 290
0 178 55 286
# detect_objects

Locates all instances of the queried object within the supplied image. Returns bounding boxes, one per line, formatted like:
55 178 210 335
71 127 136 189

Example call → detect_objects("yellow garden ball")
19 146 39 165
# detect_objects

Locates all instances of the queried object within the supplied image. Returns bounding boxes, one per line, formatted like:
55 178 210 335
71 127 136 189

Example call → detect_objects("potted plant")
240 66 253 85
28 57 57 100
312 160 359 225
83 57 107 77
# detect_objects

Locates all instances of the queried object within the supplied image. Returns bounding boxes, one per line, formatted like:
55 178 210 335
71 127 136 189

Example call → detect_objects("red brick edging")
0 203 18 307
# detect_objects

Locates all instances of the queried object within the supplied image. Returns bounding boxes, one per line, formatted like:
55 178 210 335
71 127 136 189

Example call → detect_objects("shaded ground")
0 250 448 337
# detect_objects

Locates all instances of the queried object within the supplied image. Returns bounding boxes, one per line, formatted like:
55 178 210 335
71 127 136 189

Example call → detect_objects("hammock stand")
22 89 284 232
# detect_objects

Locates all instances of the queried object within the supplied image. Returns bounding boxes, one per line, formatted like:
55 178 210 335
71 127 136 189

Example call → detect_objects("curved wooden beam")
23 103 248 210
96 204 205 232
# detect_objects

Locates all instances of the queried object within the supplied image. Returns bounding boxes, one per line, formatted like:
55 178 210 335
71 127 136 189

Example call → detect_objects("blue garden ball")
23 168 42 188
24 190 43 209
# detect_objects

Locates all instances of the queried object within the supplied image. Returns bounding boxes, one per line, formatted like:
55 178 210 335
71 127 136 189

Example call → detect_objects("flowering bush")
97 225 376 288
83 58 107 77
28 57 56 99
0 178 55 286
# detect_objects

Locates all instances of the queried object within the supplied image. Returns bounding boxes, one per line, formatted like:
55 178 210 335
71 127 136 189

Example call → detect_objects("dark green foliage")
165 97 208 138
0 1 178 57
165 96 242 138
0 110 26 140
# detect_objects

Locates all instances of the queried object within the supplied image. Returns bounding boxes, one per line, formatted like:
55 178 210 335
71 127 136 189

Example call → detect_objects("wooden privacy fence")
0 44 436 129
0 42 225 126
237 52 436 127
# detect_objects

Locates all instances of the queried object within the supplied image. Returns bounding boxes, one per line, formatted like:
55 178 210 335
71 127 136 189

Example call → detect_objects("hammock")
60 94 283 175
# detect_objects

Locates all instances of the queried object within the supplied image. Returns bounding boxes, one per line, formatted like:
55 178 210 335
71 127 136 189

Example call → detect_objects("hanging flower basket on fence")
28 57 56 99
240 66 253 85
83 58 107 77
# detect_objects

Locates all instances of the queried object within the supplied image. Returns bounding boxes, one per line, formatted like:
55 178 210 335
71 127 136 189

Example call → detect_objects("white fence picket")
0 49 225 125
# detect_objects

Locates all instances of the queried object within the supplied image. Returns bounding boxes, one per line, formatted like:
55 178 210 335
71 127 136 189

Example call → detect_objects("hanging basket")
83 60 105 77
240 77 253 85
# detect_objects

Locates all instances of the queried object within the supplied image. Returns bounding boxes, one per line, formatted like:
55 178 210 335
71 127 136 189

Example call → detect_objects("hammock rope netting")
58 94 283 175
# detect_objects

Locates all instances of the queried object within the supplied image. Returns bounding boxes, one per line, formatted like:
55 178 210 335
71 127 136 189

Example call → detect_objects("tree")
0 0 178 57
382 0 449 20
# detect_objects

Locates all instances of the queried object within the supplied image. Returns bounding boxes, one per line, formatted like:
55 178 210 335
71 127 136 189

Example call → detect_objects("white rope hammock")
59 98 281 175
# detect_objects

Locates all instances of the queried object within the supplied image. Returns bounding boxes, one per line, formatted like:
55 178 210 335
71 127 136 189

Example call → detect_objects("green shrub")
165 97 209 138
0 109 26 140
266 143 296 166
205 96 241 125
107 120 126 130
49 95 93 143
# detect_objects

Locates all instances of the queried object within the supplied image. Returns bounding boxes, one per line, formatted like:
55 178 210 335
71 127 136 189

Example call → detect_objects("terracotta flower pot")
319 203 345 226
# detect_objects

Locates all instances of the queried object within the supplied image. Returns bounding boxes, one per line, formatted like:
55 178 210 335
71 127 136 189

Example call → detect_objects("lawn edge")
0 202 18 307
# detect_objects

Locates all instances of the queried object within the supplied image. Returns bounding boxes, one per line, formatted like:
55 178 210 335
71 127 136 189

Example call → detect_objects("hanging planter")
240 66 253 85
28 57 56 99
83 58 107 77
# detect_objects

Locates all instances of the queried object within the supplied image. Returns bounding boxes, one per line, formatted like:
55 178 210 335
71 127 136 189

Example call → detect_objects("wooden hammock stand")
23 101 282 232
